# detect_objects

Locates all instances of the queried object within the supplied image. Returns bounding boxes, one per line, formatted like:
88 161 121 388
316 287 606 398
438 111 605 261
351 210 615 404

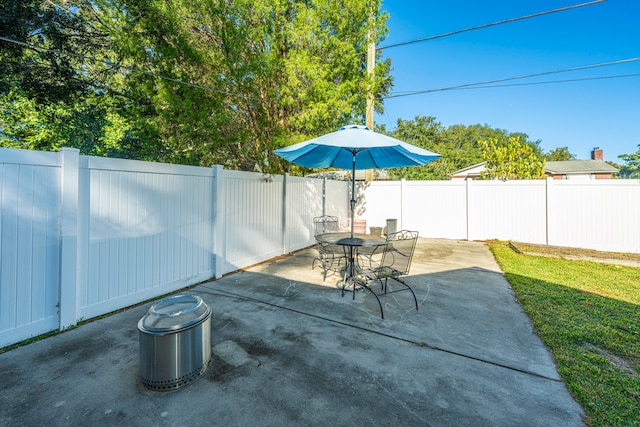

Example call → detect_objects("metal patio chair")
361 230 419 318
312 216 347 281
313 215 340 236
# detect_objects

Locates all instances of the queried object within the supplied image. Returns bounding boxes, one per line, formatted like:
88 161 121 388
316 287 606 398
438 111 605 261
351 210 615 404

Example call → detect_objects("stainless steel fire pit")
138 294 211 391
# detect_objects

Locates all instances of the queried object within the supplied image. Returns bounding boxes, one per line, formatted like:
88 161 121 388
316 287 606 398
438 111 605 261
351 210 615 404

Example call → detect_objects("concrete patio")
0 238 584 426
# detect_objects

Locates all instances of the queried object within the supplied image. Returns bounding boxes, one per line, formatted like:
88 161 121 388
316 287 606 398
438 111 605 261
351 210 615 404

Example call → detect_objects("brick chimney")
591 148 603 161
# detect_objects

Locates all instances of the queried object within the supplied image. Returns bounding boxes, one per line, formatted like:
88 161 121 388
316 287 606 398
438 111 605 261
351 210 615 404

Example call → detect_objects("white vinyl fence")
75 154 215 324
0 147 348 347
1 149 61 348
360 179 640 253
1 146 638 347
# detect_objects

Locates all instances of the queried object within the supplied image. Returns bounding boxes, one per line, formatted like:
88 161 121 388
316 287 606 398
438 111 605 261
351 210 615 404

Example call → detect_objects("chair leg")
392 277 418 311
344 272 418 319
341 270 348 297
359 281 384 319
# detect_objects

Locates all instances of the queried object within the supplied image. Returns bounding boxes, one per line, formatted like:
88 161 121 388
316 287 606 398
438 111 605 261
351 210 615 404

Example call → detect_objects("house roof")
544 160 618 174
451 162 486 176
451 159 618 178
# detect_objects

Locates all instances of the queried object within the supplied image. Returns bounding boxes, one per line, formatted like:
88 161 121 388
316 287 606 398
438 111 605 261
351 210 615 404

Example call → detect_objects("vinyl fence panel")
362 181 468 239
285 175 321 252
0 149 60 347
402 180 468 239
324 179 350 230
548 180 640 253
77 157 214 320
358 181 402 233
467 180 547 244
221 170 285 274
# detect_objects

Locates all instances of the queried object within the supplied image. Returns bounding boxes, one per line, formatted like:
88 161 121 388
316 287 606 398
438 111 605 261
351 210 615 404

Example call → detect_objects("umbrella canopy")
273 124 441 237
273 124 441 170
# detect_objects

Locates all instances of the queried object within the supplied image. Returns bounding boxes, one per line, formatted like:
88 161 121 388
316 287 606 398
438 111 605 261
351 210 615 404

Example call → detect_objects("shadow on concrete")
0 240 585 426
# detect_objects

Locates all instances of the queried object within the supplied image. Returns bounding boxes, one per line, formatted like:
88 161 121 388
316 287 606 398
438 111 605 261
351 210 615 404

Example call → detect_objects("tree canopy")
379 115 543 180
544 146 576 161
0 0 111 104
479 136 546 180
618 144 640 178
1 0 392 170
2 2 598 179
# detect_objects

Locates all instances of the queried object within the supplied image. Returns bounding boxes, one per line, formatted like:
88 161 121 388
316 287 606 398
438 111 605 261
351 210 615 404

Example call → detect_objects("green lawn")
488 241 640 427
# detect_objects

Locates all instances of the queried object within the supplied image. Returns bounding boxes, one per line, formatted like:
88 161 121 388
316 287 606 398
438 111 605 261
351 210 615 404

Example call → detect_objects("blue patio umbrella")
273 124 441 237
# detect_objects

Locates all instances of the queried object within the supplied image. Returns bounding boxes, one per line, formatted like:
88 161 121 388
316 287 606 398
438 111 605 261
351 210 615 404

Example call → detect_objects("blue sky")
375 0 640 163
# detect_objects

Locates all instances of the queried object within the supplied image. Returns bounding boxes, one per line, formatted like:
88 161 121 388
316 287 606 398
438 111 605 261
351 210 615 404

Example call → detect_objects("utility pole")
365 7 375 181
366 30 375 130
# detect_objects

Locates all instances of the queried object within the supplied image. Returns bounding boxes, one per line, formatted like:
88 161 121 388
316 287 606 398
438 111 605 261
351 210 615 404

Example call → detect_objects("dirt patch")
508 241 640 266
582 343 639 377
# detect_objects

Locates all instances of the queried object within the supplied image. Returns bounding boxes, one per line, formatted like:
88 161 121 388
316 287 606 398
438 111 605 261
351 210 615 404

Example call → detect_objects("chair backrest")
380 230 418 275
313 215 340 236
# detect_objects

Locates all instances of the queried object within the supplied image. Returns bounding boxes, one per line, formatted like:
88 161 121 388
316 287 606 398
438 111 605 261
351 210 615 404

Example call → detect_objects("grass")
488 241 640 427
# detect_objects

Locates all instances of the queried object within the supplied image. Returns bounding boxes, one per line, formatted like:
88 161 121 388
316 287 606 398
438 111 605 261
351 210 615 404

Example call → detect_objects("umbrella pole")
350 154 356 239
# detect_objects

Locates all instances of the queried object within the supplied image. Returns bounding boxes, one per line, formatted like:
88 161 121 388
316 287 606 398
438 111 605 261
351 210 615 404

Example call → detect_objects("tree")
96 0 392 169
479 136 546 180
544 146 576 161
617 144 640 178
0 0 112 103
0 1 139 157
2 0 392 169
382 116 447 180
381 115 543 180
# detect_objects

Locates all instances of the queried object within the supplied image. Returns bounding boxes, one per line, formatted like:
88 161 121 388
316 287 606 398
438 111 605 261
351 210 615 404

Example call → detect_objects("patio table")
317 232 385 247
316 232 386 308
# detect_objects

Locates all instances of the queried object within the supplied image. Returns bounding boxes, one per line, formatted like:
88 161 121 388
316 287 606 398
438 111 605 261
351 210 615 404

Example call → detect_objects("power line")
380 58 640 99
405 73 640 92
378 0 606 51
0 35 261 101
